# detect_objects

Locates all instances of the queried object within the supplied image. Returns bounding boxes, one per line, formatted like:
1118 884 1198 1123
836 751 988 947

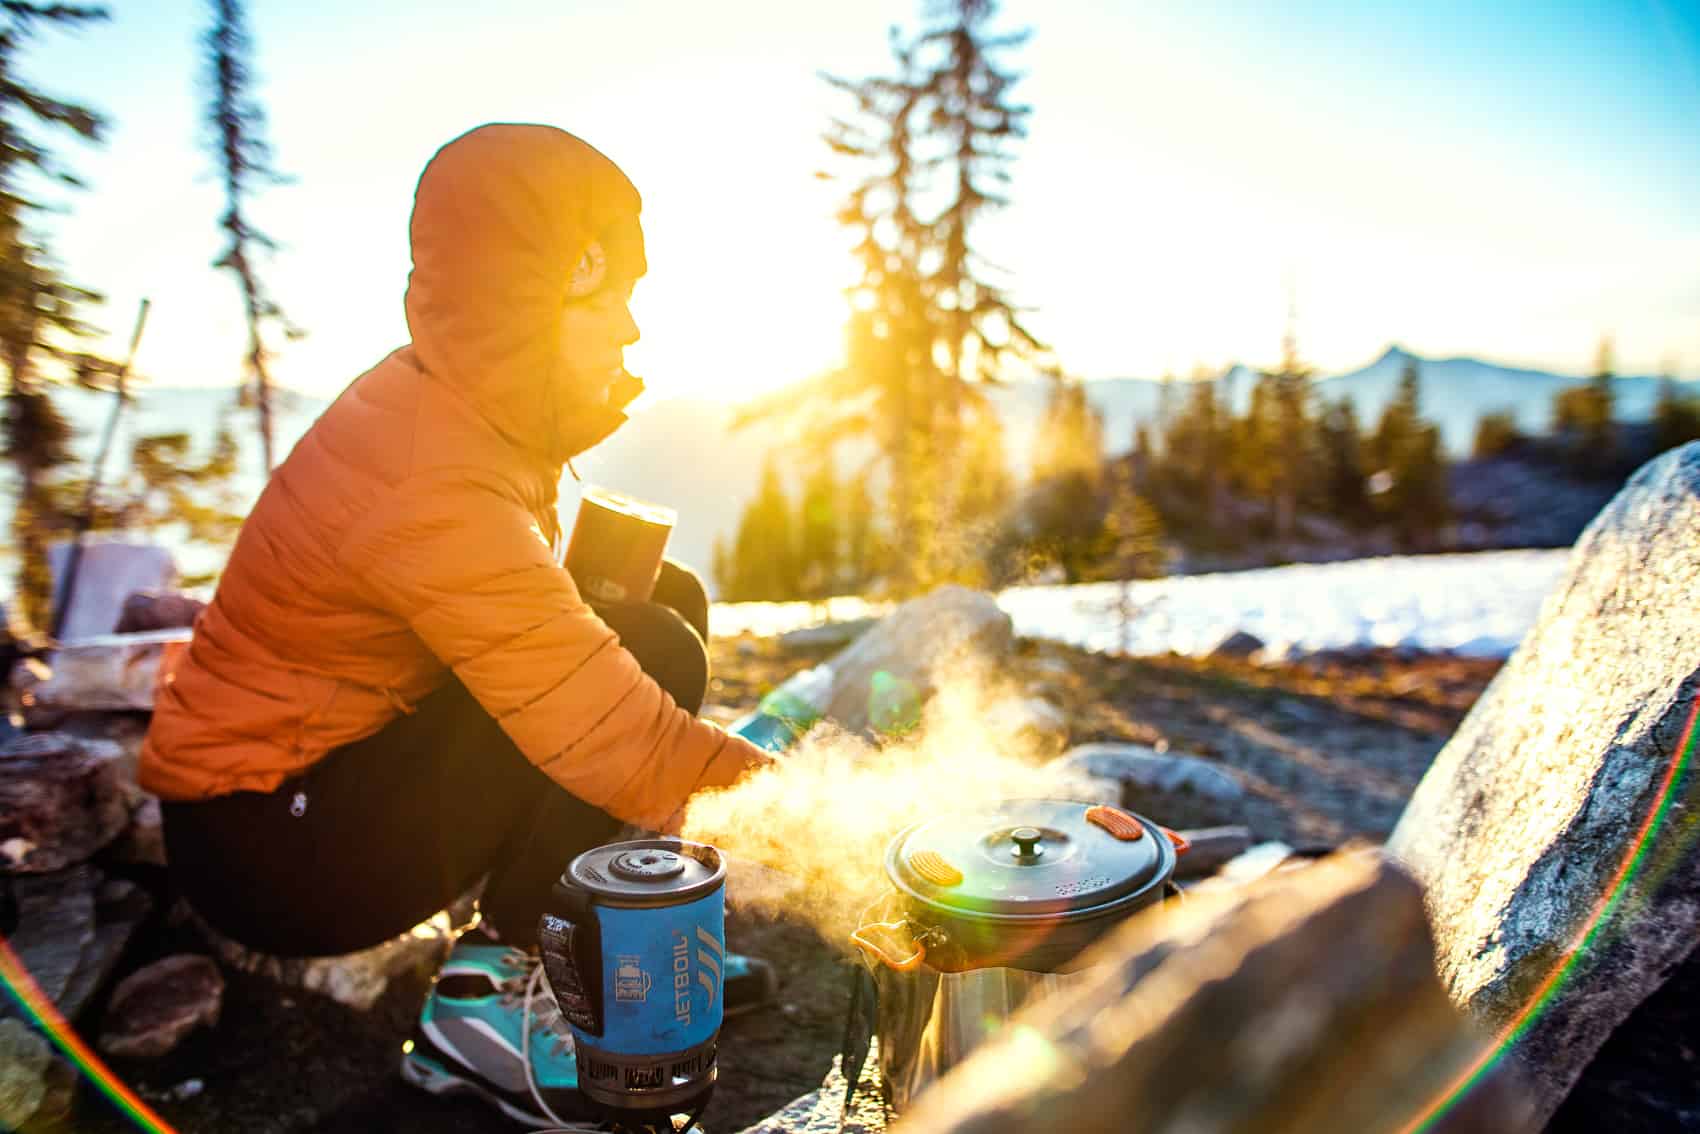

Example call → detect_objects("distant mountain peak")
1377 343 1415 365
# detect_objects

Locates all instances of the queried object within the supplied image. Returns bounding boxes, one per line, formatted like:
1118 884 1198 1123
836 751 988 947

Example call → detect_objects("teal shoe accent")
721 952 778 1018
401 931 593 1127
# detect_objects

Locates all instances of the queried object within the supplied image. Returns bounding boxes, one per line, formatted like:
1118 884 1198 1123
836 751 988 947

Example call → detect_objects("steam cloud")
683 661 1080 946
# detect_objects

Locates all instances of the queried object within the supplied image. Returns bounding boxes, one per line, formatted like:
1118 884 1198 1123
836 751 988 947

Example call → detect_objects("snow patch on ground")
713 549 1572 660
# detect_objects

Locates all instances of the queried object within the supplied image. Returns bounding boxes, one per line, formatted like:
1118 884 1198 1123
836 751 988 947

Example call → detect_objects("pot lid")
887 799 1170 918
567 839 725 908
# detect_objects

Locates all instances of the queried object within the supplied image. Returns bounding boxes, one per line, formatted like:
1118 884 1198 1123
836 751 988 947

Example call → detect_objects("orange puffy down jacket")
138 124 770 831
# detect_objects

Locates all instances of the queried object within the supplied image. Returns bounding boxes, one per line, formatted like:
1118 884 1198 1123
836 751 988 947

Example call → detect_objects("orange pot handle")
850 920 927 972
1162 826 1191 854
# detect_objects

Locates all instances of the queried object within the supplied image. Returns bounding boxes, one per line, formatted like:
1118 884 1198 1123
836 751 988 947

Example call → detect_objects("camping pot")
539 839 726 1123
851 799 1187 1111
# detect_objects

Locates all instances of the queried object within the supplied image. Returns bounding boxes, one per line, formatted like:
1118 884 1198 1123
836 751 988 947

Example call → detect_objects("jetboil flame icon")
671 926 723 1027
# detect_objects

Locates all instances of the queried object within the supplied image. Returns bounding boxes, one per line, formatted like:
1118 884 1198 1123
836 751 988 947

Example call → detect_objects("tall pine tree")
741 0 1037 594
0 2 110 629
203 0 297 476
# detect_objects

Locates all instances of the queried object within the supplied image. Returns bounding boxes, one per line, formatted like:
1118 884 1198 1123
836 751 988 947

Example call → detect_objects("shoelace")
491 952 601 1131
499 951 698 1134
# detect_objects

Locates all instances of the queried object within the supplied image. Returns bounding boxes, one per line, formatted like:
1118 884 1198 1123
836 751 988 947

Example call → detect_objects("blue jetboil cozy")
539 839 727 1123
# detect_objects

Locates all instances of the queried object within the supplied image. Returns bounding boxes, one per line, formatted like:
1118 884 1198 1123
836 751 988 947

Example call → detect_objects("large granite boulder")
818 587 1013 737
1388 443 1700 1127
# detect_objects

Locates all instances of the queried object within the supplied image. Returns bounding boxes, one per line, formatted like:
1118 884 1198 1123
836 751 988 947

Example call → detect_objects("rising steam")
683 660 1081 947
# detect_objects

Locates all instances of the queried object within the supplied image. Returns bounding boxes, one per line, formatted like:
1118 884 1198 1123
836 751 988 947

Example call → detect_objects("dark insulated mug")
539 839 726 1120
564 486 677 604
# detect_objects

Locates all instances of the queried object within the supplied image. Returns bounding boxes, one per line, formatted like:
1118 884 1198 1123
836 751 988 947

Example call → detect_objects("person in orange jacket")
139 123 777 1127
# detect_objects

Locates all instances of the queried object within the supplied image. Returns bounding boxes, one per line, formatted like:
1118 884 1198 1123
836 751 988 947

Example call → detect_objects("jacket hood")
404 124 646 466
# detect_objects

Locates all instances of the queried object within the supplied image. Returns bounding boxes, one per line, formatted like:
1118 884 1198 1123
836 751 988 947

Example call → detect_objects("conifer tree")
795 457 841 599
1160 368 1227 531
1101 452 1165 580
203 0 297 476
744 0 1037 594
913 0 1040 386
1652 372 1700 455
1471 410 1522 460
1316 395 1367 526
1022 375 1106 581
715 456 801 601
1262 327 1315 540
953 396 1013 584
1370 359 1449 548
840 470 883 593
1551 336 1616 476
0 2 110 628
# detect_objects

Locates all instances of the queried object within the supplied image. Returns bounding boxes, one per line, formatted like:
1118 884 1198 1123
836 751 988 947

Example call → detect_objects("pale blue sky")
23 0 1700 402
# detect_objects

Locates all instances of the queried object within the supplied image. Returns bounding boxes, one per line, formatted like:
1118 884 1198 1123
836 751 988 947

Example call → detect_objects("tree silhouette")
740 0 1037 594
0 2 110 628
202 0 297 476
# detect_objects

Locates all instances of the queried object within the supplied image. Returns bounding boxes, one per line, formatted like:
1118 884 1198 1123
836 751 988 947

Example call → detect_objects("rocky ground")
51 634 1502 1134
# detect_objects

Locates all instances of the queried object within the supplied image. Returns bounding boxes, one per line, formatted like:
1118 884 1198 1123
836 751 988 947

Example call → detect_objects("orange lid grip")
1162 826 1191 855
850 920 927 972
1085 804 1145 841
907 849 964 887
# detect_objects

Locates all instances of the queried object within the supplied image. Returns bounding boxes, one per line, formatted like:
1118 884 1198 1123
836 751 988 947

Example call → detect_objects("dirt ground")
58 633 1501 1134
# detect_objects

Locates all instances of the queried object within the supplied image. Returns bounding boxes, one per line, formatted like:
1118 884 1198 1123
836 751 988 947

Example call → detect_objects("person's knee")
652 559 709 642
595 600 708 714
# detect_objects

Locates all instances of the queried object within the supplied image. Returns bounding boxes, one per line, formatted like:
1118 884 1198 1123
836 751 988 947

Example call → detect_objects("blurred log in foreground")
894 848 1535 1134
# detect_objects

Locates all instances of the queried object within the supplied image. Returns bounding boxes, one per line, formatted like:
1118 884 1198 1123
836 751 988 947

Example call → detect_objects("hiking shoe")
400 931 598 1129
722 953 778 1018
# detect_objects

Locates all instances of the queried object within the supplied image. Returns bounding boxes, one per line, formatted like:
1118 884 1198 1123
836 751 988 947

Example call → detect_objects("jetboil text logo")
671 926 723 1028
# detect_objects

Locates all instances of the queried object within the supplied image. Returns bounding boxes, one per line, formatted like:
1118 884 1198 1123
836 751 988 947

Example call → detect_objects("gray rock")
778 617 877 651
1168 825 1253 880
1052 742 1246 807
0 1018 73 1132
1387 442 1700 1128
734 1047 888 1133
819 587 1013 737
99 954 224 1059
46 540 177 643
0 733 129 872
1205 629 1264 659
12 629 190 712
897 849 1533 1134
113 590 205 634
1 867 153 1025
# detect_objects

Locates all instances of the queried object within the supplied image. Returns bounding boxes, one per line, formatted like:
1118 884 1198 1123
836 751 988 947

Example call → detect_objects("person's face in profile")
557 278 640 407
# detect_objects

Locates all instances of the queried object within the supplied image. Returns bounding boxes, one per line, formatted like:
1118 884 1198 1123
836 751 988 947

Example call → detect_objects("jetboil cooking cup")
850 799 1188 1111
539 839 726 1122
564 486 677 605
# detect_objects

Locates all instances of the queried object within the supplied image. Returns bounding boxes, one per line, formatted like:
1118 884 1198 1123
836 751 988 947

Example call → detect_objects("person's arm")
339 469 771 830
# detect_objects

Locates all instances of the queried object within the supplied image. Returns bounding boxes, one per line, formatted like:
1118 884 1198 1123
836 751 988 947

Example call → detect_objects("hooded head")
405 124 647 465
